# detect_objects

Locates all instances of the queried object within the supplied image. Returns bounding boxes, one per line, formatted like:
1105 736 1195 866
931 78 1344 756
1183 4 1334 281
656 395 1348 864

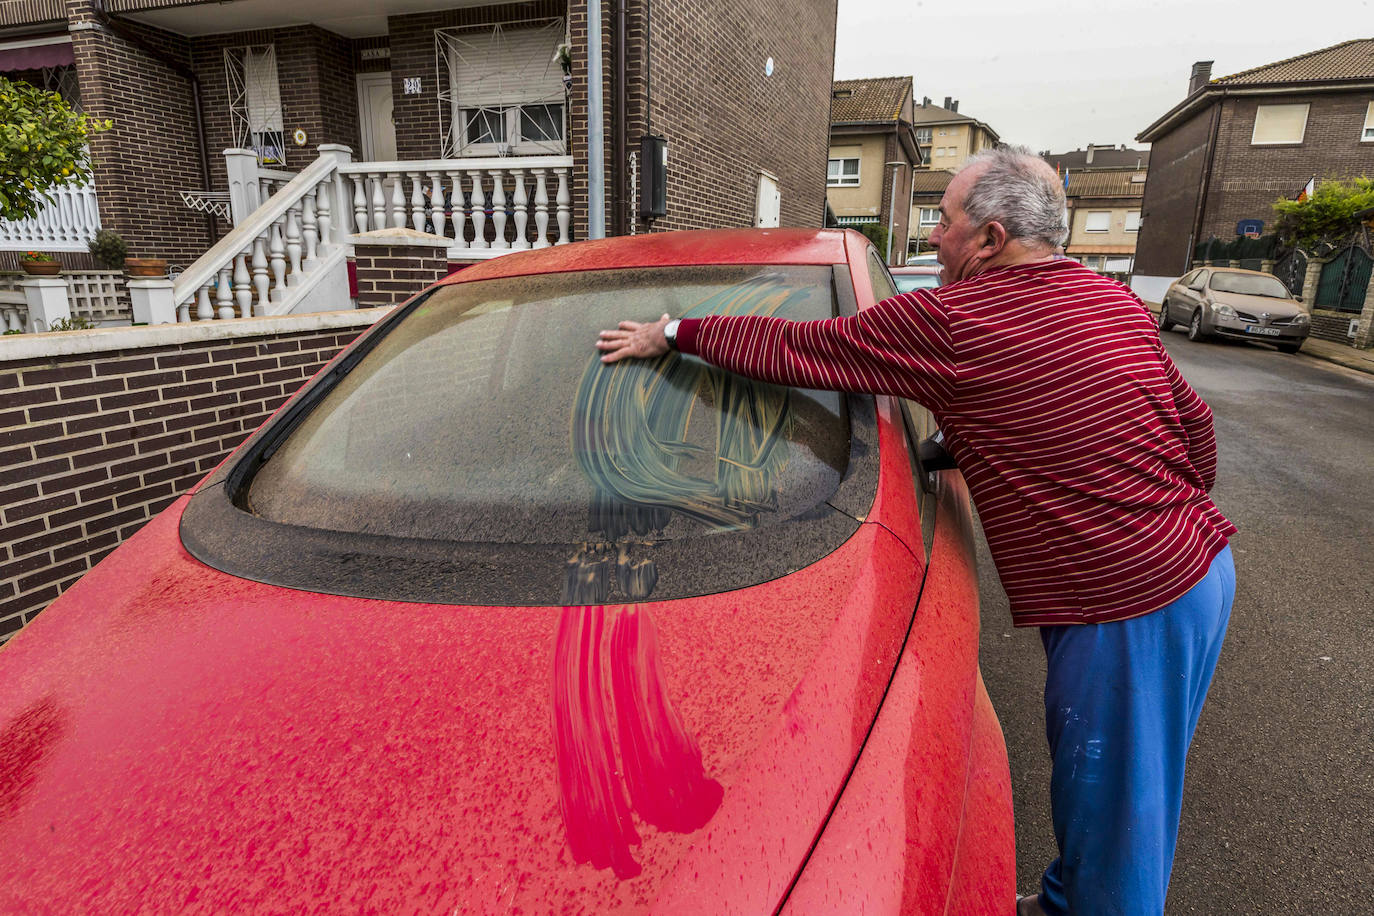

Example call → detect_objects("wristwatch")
664 318 681 350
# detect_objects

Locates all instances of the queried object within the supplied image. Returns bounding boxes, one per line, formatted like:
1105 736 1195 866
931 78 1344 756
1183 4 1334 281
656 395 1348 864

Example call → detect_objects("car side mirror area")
917 434 957 471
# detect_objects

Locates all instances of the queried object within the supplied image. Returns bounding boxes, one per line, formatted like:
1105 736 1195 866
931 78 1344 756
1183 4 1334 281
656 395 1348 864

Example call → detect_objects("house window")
1084 211 1111 232
1251 103 1309 145
827 158 860 186
1364 101 1374 141
436 19 567 157
919 207 939 226
932 147 944 158
915 127 932 144
225 45 285 165
1125 210 1141 232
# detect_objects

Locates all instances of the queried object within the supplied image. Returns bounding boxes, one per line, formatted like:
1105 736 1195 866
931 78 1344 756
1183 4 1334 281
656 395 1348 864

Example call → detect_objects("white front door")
357 73 396 161
755 172 781 227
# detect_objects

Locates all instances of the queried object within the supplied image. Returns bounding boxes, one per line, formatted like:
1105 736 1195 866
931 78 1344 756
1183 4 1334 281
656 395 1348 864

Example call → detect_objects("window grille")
435 19 568 158
225 45 285 166
41 65 81 111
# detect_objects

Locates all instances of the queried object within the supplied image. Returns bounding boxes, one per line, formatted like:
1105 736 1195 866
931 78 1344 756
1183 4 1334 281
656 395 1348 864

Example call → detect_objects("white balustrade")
0 180 102 251
173 150 574 325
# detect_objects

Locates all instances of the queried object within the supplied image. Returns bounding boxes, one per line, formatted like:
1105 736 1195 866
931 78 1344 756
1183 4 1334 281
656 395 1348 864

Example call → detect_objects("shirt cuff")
675 317 702 355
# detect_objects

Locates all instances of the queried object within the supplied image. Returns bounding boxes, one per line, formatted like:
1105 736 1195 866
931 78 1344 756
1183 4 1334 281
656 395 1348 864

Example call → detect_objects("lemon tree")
0 75 110 222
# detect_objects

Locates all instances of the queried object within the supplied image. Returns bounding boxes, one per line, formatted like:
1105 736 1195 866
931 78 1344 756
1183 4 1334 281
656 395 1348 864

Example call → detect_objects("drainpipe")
586 0 606 239
91 0 216 247
1188 95 1223 272
612 0 627 236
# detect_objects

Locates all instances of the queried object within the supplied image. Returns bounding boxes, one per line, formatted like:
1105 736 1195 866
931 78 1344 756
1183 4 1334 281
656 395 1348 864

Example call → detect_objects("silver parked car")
1159 267 1310 354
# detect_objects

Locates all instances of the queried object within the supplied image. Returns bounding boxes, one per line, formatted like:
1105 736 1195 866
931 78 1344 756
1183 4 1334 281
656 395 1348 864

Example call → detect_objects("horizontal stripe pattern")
680 259 1235 626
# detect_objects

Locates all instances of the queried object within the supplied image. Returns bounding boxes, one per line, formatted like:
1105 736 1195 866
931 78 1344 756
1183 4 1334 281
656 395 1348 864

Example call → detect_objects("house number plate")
403 77 422 95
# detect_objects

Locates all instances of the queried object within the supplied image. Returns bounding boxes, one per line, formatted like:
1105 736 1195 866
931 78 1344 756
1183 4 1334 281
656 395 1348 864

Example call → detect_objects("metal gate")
1273 249 1308 297
1315 247 1373 313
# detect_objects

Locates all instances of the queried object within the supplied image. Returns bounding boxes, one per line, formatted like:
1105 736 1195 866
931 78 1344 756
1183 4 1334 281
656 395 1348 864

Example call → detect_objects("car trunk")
0 497 919 913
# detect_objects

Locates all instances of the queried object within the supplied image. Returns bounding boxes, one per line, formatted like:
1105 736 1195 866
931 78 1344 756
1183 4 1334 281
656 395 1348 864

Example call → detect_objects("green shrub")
48 315 95 331
0 75 111 222
88 229 127 269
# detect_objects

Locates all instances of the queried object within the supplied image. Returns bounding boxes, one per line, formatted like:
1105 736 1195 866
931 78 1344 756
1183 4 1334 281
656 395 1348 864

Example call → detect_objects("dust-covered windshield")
1209 272 1291 298
240 265 870 605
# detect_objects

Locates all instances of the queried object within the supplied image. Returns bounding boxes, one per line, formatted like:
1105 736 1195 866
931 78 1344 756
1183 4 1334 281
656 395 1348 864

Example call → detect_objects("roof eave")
1138 76 1374 141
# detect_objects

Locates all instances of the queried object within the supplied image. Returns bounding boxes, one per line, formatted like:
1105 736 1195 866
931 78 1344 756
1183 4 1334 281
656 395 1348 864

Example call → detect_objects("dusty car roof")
439 228 854 285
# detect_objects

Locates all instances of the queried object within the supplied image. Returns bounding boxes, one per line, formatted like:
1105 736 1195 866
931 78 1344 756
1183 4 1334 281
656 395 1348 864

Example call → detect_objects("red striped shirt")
675 259 1235 626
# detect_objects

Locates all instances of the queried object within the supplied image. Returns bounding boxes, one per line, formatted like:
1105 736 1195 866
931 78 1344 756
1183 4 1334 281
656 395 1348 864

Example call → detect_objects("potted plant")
19 250 60 275
124 256 169 277
88 229 128 270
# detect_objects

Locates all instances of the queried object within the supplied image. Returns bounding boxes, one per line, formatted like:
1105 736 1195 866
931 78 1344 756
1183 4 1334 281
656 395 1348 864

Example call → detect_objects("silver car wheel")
1159 299 1174 332
1188 309 1206 342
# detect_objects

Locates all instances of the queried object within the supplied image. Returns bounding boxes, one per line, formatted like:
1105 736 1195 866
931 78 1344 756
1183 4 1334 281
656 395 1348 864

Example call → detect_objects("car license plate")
1245 326 1281 337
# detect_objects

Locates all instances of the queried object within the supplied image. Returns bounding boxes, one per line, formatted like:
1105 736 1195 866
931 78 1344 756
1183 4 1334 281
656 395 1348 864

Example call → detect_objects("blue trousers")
1038 546 1235 916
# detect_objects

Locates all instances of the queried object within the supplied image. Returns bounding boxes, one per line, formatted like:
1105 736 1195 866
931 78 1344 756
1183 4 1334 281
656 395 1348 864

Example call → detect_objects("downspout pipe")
91 0 216 246
1188 96 1223 271
586 0 606 239
612 0 627 236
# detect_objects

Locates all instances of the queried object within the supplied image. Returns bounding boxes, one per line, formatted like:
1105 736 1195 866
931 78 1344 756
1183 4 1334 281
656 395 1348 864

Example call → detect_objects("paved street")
977 331 1374 913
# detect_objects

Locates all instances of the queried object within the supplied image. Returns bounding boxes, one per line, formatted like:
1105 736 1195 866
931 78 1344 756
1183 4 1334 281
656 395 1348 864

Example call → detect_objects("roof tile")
1215 38 1374 84
831 77 911 124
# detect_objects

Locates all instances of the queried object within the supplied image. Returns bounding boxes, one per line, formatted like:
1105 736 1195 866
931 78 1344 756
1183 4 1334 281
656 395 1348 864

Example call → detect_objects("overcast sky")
833 0 1370 154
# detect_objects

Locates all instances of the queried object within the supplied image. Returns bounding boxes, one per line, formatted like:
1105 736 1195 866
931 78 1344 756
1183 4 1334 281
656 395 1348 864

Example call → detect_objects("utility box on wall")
640 135 668 220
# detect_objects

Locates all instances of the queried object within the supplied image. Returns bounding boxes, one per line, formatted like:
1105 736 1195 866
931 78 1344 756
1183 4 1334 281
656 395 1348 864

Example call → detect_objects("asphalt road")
976 331 1374 913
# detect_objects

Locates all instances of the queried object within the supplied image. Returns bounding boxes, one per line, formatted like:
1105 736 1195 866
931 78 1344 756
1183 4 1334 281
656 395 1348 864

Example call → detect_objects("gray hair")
957 146 1069 249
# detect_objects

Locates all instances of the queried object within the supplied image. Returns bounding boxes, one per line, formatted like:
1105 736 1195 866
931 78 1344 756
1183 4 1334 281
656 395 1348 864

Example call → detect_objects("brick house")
907 168 950 255
826 76 921 264
0 0 840 275
1132 40 1374 303
1041 146 1151 276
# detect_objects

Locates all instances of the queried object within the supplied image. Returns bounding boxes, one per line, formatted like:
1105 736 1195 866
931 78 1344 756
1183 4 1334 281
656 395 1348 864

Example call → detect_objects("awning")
0 39 73 72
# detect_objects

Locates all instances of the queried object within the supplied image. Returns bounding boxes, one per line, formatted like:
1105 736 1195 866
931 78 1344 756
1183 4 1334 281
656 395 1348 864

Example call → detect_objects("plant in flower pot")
124 255 169 278
88 229 128 270
19 250 61 275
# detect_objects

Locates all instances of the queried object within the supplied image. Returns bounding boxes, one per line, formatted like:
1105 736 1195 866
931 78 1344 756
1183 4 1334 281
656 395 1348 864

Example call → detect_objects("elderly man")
596 146 1236 916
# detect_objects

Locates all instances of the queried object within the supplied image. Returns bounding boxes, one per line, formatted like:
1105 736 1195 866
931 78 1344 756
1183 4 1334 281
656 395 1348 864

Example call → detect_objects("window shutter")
445 23 564 109
245 47 283 134
1251 104 1308 144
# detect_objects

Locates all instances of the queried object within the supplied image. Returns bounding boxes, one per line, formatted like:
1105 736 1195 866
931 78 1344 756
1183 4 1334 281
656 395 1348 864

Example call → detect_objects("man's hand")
595 313 672 363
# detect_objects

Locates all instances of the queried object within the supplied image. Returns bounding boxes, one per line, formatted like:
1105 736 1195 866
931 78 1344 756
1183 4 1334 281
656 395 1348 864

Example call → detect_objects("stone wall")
0 310 387 640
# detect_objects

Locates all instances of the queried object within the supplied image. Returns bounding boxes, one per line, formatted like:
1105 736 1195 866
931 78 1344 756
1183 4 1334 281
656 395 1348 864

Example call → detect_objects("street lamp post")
884 160 905 266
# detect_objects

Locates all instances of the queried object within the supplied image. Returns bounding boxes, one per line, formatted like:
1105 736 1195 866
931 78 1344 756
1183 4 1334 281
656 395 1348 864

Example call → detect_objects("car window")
1178 269 1198 287
893 273 939 293
191 265 879 606
1188 270 1210 291
1208 272 1291 298
867 250 899 300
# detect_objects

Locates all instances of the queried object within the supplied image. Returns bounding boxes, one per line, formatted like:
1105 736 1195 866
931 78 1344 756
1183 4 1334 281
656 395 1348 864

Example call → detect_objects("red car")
0 229 1013 913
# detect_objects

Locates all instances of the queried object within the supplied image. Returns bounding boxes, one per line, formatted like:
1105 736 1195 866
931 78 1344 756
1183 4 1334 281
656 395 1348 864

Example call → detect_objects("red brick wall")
1135 104 1215 278
67 0 211 266
1202 91 1374 242
0 323 368 640
352 246 448 307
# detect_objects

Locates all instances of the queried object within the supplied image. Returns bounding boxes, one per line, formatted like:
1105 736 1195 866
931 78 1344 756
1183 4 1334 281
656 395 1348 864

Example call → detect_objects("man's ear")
980 220 1009 258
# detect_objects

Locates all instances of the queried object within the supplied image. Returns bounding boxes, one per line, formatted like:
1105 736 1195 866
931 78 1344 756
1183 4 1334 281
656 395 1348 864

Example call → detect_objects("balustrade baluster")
511 170 529 250
196 283 214 321
285 206 303 283
370 173 386 231
555 169 570 245
429 172 446 239
176 298 190 323
449 171 468 248
233 248 252 318
302 191 319 270
390 174 406 229
216 266 235 320
269 220 287 301
353 175 369 233
315 185 332 252
252 234 270 316
533 170 550 249
469 171 488 249
409 172 426 232
489 171 508 249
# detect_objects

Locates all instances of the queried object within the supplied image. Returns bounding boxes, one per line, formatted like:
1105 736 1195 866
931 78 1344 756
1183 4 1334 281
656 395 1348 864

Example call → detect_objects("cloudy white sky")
833 0 1370 154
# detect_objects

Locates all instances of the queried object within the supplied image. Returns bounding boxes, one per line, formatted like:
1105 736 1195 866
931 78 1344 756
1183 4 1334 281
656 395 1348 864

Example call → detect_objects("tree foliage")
0 76 110 222
1272 177 1374 250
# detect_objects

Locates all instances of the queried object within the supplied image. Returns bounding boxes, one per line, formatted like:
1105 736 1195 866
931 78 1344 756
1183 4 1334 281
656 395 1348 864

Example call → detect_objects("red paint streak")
552 605 723 880
0 697 65 822
610 607 723 834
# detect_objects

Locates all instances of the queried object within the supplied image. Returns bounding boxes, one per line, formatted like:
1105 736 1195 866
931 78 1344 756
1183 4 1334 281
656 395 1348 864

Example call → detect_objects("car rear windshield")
893 274 939 293
201 265 876 606
1210 272 1290 298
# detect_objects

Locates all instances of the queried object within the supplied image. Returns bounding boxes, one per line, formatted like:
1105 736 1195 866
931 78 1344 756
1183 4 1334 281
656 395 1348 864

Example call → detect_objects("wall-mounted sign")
360 47 390 61
764 57 774 77
1236 218 1263 238
292 128 308 147
403 77 422 95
